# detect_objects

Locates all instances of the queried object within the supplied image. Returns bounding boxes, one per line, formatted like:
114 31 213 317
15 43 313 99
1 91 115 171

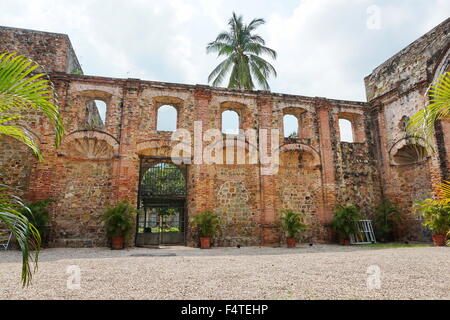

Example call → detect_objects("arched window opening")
86 99 107 126
283 114 299 138
157 105 177 132
222 110 239 135
339 119 354 143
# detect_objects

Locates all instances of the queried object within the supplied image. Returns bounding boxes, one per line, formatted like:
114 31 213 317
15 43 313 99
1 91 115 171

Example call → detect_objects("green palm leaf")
407 72 450 150
0 184 41 287
0 52 64 159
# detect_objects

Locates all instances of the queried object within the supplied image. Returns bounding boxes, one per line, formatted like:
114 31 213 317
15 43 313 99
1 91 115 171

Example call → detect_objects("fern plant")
280 210 308 238
373 199 401 242
332 204 363 239
101 201 138 239
414 200 450 235
192 211 220 238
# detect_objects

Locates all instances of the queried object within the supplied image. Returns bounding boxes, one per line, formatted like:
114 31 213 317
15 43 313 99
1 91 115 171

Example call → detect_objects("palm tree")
0 52 64 286
206 12 277 91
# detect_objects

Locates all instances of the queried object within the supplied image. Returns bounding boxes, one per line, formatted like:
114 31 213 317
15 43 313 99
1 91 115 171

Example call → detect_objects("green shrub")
280 210 308 239
101 201 138 239
19 199 54 245
415 199 450 235
332 204 364 239
192 211 220 238
373 199 401 242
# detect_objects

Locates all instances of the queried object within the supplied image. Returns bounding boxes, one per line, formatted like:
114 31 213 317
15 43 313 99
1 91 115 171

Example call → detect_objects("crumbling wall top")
364 17 450 102
0 25 82 74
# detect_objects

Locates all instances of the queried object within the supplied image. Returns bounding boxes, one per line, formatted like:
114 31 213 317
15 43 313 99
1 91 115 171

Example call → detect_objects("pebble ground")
0 245 448 300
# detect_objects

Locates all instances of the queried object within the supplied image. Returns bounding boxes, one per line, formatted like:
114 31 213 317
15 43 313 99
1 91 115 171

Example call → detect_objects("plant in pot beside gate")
332 204 363 245
280 210 308 248
415 199 450 246
192 211 220 249
101 201 138 250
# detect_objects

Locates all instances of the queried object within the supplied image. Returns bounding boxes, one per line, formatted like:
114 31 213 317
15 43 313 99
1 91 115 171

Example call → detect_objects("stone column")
257 93 279 245
192 87 214 213
316 100 337 239
112 79 141 204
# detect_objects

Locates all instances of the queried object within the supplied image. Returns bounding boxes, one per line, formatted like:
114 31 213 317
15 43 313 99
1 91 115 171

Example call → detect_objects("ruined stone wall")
364 18 449 102
0 26 82 73
365 17 450 240
10 71 374 247
5 19 450 247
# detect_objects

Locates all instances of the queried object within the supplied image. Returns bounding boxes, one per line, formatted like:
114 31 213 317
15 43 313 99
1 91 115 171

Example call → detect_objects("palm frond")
0 125 42 161
250 61 270 90
208 57 234 87
426 181 450 206
0 184 41 287
247 18 266 32
249 54 277 78
407 72 450 149
0 52 64 159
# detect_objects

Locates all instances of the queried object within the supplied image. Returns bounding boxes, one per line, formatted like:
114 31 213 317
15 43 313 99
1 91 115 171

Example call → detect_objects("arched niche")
60 130 119 160
389 138 429 166
279 144 321 169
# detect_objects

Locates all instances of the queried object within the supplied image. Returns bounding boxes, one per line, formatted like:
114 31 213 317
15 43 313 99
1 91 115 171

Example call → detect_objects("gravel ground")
0 245 449 300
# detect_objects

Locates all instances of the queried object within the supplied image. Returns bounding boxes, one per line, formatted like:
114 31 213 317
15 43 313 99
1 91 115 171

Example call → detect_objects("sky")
1 0 449 104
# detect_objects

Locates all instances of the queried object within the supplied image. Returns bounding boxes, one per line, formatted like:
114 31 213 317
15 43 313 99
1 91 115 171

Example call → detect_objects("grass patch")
357 243 430 249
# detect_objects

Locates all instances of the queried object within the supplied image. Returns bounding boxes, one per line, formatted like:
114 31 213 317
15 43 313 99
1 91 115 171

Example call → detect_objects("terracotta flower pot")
200 237 211 249
111 237 124 250
340 238 351 246
432 234 446 247
286 237 297 248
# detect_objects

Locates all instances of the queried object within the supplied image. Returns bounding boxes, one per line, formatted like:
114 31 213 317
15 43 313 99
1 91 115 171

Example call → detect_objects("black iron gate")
136 159 187 246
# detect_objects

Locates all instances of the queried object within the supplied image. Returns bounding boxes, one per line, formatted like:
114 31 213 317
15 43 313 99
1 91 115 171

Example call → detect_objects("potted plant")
280 210 308 248
373 199 401 242
332 204 363 245
192 211 220 249
101 201 138 250
415 199 450 246
19 199 54 247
